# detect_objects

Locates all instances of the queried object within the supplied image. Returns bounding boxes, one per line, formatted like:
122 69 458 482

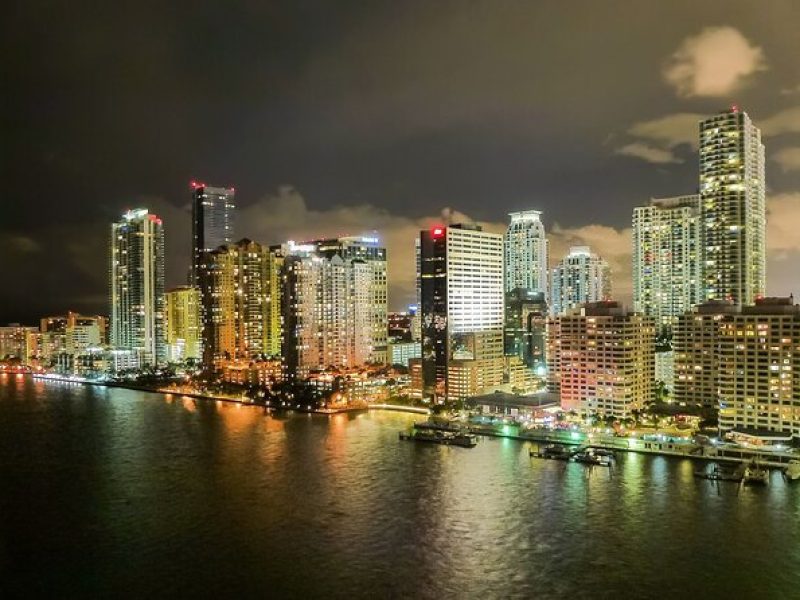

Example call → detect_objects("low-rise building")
466 390 559 422
216 358 285 386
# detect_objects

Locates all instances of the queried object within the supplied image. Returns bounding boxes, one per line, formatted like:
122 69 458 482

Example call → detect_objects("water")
1 375 799 599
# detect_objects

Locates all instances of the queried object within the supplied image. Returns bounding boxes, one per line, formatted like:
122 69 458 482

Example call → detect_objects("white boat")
784 460 800 481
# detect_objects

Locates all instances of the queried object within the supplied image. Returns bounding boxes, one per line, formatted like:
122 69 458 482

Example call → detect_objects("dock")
411 421 798 468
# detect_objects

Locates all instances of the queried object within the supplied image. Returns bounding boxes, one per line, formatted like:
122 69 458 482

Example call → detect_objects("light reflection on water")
1 376 799 598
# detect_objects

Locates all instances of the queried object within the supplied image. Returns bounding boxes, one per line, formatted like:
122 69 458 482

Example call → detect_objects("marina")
409 418 800 469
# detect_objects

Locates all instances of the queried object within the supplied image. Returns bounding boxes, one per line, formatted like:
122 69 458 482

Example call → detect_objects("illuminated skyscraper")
505 210 548 294
675 298 800 440
632 195 702 329
109 208 165 365
165 286 201 362
280 237 387 378
550 246 610 316
547 301 655 417
699 108 765 306
419 224 504 401
200 239 279 367
504 288 547 373
191 183 235 285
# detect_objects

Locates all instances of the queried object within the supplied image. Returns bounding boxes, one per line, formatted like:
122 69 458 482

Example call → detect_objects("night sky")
2 1 800 322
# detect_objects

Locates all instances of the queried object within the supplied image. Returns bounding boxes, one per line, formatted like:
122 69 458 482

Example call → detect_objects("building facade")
190 183 235 286
109 208 165 365
504 210 548 294
633 194 702 330
673 301 733 407
165 286 201 362
717 298 800 438
280 237 387 378
675 298 800 439
504 288 547 374
200 239 280 367
547 302 655 418
419 224 504 401
699 108 766 306
0 325 38 364
550 246 610 316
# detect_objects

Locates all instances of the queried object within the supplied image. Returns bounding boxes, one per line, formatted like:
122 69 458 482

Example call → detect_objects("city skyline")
3 3 800 322
6 6 800 596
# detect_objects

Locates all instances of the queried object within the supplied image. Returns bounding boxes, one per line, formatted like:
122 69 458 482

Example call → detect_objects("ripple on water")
1 380 800 598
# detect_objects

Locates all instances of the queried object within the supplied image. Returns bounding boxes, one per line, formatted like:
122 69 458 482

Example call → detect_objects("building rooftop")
693 297 799 316
466 390 559 409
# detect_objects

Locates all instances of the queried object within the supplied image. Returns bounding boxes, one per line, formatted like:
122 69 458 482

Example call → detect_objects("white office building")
419 224 504 400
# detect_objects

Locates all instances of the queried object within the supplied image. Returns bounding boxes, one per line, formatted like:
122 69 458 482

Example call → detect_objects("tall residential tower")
279 236 387 378
699 108 765 306
191 183 235 286
109 208 165 365
504 210 548 294
632 194 702 329
550 246 610 316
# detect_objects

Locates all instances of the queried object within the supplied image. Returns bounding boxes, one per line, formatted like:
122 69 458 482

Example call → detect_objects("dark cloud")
2 1 800 322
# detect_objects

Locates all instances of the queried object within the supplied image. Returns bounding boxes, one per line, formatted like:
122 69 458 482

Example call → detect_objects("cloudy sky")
2 1 800 321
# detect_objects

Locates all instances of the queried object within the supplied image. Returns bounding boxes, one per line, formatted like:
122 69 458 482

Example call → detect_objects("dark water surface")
1 376 799 599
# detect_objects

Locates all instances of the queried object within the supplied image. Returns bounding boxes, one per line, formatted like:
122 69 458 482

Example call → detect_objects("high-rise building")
633 195 702 330
279 237 387 378
200 239 279 367
699 107 766 306
388 311 414 343
311 236 388 366
504 288 547 374
165 286 201 362
190 183 235 286
547 301 655 417
109 208 165 365
675 298 800 440
419 224 504 401
717 298 800 439
550 246 610 316
673 300 733 408
505 210 548 294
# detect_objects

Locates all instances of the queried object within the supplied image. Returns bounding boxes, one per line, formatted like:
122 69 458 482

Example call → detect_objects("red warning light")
432 227 444 238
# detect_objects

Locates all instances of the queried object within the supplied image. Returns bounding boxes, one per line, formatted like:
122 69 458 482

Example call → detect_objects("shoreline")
20 374 798 468
29 374 431 415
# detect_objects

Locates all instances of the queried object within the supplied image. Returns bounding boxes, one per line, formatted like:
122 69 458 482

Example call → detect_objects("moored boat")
694 463 744 482
530 443 573 460
399 429 477 448
572 448 612 467
743 459 769 485
784 460 800 481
